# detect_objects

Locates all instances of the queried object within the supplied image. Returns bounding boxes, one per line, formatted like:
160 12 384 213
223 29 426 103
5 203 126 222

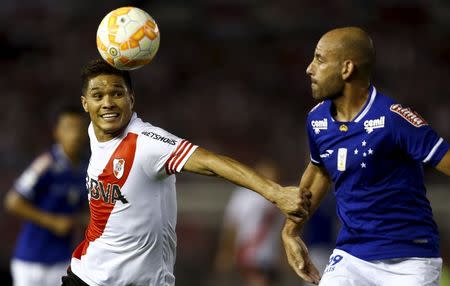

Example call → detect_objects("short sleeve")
140 127 198 176
306 118 323 166
390 104 450 166
13 153 53 199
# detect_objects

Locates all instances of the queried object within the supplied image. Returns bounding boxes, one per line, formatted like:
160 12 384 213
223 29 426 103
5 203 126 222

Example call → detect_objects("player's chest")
314 118 393 177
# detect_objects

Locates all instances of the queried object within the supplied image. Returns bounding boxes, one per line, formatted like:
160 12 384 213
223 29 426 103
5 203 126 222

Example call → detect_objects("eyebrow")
89 84 126 91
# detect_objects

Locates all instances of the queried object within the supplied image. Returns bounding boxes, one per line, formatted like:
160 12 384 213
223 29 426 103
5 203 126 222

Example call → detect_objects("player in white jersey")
215 160 284 286
281 27 450 285
61 59 311 286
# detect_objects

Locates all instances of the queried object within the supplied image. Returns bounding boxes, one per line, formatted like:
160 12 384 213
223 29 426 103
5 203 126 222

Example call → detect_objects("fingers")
292 259 321 285
300 188 312 210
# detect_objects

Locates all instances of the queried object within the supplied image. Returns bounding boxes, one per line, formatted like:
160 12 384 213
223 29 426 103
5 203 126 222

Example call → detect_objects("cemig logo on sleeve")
364 116 385 134
311 118 328 134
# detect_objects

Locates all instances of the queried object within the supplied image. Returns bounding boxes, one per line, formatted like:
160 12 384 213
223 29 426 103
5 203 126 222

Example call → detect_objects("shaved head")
321 27 375 77
306 27 375 100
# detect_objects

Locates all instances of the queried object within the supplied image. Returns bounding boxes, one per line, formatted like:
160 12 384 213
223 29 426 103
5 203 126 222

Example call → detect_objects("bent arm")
283 162 332 234
436 150 450 176
281 162 331 284
4 190 73 236
183 147 307 219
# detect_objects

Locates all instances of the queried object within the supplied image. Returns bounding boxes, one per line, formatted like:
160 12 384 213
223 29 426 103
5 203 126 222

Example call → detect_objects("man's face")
81 74 134 142
306 35 345 101
55 114 86 157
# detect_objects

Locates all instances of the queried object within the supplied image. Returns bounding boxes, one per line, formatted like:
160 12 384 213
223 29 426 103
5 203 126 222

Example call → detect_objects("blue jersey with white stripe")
307 86 449 260
12 145 87 264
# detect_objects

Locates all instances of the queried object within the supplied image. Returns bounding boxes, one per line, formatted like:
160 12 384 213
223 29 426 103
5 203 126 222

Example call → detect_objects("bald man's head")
306 27 375 100
322 27 375 77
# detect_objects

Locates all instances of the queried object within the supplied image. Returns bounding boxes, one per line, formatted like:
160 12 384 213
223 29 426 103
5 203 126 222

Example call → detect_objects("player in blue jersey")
4 106 88 286
281 27 450 286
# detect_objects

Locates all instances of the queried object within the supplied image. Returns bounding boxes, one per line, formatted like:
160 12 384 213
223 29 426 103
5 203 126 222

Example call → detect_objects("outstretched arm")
436 150 450 176
183 147 311 222
282 162 332 284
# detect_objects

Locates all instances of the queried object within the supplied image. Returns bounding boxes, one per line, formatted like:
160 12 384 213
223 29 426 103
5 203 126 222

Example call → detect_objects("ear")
81 96 89 112
129 93 135 109
341 60 355 81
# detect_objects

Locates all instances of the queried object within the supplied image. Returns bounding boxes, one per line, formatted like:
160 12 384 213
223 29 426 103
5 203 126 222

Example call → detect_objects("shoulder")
29 151 54 175
371 89 396 111
308 101 327 116
307 101 329 123
138 125 179 147
388 103 428 127
373 90 428 128
128 116 180 146
14 151 54 192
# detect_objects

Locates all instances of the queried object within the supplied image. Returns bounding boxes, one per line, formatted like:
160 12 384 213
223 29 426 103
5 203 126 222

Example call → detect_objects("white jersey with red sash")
71 113 197 286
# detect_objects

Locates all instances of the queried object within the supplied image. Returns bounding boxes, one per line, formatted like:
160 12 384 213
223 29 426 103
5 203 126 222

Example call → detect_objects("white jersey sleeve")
139 126 198 177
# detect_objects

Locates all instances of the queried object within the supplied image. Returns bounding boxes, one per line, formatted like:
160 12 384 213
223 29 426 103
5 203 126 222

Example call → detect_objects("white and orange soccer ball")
96 7 160 70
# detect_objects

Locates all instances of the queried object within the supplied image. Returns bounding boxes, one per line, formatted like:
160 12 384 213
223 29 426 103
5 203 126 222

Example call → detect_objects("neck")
332 84 370 122
94 126 125 142
63 149 80 166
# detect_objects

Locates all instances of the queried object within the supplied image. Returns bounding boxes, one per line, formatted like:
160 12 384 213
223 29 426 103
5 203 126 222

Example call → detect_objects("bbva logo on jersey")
113 158 125 179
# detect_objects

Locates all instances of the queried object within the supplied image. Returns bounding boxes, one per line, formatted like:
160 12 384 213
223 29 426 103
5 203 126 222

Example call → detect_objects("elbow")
3 191 19 214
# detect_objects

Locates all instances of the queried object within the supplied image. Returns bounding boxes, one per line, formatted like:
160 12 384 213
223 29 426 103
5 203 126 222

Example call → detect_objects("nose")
102 94 116 108
306 62 313 76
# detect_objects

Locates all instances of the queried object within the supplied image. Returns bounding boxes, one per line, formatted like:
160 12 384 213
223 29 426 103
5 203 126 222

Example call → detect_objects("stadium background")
0 0 449 285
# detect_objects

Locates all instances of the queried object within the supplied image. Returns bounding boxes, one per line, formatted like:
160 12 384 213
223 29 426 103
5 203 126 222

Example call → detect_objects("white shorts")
319 249 442 286
11 259 69 286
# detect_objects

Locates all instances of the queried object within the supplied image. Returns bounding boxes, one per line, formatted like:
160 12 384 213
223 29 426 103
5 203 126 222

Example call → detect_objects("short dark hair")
50 104 85 128
81 59 133 94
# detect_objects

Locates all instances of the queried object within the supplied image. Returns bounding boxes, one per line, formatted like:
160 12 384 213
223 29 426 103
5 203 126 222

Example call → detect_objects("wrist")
282 219 304 237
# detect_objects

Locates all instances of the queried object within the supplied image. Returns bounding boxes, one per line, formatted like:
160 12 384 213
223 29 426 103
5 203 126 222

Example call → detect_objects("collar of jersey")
88 112 138 147
329 85 377 123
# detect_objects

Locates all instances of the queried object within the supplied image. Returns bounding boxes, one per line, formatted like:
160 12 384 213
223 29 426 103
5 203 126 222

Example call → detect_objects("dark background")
1 0 449 285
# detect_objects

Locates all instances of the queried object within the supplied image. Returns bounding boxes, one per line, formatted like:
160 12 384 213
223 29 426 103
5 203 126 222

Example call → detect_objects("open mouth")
100 113 120 121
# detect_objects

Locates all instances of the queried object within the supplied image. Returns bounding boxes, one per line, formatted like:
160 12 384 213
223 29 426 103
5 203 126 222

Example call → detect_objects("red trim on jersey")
236 207 279 267
165 140 192 174
73 132 138 260
173 143 194 172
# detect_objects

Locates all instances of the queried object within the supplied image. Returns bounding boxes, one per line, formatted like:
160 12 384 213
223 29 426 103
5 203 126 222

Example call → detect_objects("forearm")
282 218 304 237
283 162 332 233
4 191 54 229
184 148 281 202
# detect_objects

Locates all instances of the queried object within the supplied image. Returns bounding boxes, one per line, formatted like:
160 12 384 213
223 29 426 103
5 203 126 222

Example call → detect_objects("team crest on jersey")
363 116 385 134
390 104 428 127
311 118 328 134
113 158 125 179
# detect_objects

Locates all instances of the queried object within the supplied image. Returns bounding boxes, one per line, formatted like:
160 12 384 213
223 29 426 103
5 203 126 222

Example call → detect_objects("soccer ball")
96 7 160 70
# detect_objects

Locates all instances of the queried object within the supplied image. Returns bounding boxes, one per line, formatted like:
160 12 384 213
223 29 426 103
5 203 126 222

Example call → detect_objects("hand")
282 230 321 284
44 214 74 236
273 186 312 223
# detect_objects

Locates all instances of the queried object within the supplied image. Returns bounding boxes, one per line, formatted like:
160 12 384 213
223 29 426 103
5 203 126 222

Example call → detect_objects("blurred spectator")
214 160 284 286
3 106 88 286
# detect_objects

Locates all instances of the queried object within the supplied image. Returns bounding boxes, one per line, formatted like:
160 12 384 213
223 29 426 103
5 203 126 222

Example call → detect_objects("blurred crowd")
0 0 449 285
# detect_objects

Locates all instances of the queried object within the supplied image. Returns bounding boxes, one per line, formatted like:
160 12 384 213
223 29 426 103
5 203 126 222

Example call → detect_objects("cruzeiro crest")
113 158 125 179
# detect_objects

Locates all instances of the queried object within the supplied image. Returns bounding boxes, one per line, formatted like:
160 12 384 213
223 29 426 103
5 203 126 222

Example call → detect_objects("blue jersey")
12 145 87 264
306 86 449 261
